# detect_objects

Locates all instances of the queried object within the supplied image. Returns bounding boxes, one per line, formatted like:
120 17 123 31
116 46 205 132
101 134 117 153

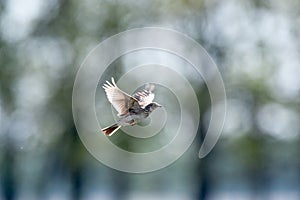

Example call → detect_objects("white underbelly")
118 113 147 126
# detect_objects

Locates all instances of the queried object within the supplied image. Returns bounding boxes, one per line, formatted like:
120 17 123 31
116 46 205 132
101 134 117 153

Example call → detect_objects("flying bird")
101 77 162 136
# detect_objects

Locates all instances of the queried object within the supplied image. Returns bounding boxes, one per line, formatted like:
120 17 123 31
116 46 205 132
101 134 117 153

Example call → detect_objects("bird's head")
144 102 162 112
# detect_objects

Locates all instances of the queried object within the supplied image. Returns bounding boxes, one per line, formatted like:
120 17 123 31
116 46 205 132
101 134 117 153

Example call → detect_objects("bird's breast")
118 112 148 126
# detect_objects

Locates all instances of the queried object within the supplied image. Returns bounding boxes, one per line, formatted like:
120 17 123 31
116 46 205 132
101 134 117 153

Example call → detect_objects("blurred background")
1 0 300 199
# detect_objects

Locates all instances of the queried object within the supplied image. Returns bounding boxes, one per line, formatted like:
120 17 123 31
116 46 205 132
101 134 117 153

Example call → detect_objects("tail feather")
101 124 121 136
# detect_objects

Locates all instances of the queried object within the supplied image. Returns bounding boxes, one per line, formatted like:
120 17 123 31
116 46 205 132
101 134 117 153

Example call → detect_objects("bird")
101 77 162 136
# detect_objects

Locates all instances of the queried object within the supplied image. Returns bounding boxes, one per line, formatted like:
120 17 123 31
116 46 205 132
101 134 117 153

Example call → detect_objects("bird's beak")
157 104 162 108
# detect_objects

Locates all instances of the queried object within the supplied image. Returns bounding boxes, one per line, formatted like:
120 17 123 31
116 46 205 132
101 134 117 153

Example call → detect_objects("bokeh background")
1 0 300 199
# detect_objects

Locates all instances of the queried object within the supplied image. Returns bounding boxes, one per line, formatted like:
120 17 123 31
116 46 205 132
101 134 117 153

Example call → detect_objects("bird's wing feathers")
102 78 140 116
133 84 155 108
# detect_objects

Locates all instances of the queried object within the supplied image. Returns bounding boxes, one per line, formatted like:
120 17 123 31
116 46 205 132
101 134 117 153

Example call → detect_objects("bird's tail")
101 124 121 136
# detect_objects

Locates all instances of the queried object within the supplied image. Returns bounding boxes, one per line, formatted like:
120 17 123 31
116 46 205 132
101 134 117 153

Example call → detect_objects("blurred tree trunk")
194 89 212 200
1 138 17 200
195 125 212 200
70 164 83 200
69 126 84 200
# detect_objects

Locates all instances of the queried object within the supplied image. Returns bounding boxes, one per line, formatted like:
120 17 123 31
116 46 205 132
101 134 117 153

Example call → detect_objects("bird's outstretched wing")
133 84 155 108
102 78 140 116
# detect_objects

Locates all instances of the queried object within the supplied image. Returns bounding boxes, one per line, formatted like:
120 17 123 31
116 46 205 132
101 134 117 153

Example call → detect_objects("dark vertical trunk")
193 88 213 200
195 122 212 200
70 166 83 200
1 139 17 200
69 126 84 200
197 161 210 200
